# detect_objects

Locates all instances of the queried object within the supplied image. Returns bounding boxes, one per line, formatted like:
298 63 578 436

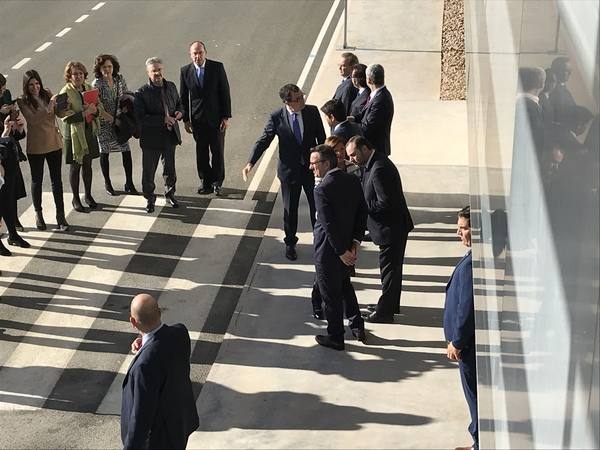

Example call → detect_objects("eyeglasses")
309 160 327 166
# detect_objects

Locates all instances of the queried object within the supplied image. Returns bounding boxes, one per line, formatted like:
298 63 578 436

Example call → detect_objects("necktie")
292 113 302 144
196 67 204 88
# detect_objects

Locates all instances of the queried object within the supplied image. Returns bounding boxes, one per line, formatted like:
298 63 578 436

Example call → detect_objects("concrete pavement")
189 1 472 448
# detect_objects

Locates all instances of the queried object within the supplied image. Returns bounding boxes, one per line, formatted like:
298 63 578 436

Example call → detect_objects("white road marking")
56 27 71 37
91 2 106 10
34 42 52 52
75 14 89 23
11 58 31 70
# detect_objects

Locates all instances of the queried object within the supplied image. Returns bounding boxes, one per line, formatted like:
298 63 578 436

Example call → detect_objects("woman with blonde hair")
59 61 103 212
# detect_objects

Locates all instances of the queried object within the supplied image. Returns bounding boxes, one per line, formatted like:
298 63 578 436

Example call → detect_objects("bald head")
130 293 161 332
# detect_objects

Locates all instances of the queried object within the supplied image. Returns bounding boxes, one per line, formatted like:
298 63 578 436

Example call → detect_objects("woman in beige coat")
17 70 69 230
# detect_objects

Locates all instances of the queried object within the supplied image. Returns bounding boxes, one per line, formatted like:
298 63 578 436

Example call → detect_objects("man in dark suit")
354 64 394 155
310 145 367 350
243 84 326 260
443 206 477 450
346 136 413 323
333 52 359 116
320 99 363 143
121 293 199 450
516 67 546 159
180 41 231 196
135 57 183 213
549 56 577 126
349 63 370 118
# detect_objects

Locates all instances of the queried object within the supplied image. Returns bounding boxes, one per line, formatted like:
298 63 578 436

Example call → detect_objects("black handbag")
113 89 138 144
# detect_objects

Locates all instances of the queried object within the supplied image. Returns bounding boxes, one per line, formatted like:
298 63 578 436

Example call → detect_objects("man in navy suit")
443 206 478 450
310 145 367 350
346 136 413 323
333 52 359 116
354 64 394 155
349 64 370 118
180 41 231 196
243 84 326 261
320 99 363 143
121 293 199 450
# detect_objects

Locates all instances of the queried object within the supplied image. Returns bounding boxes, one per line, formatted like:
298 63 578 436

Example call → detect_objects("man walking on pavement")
180 41 231 196
243 84 325 261
346 136 413 323
311 144 367 350
121 293 199 450
443 206 478 450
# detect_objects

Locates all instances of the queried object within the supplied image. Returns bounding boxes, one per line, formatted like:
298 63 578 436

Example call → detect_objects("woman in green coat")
59 61 102 212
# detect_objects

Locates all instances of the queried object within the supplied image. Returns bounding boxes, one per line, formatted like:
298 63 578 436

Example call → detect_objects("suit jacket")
180 59 231 128
349 87 370 117
443 251 475 349
313 169 367 262
355 86 394 155
332 120 363 143
549 83 576 125
121 323 199 450
362 151 413 246
333 77 358 116
248 105 326 183
134 80 182 148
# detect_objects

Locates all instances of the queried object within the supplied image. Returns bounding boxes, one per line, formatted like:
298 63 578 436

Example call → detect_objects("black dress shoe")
146 199 155 213
165 193 179 208
197 186 212 194
35 211 47 231
366 304 400 314
105 183 116 196
285 245 297 261
351 328 367 342
312 309 324 320
0 241 12 256
72 199 87 213
124 183 139 195
8 235 31 248
363 311 394 323
84 196 98 209
315 335 345 351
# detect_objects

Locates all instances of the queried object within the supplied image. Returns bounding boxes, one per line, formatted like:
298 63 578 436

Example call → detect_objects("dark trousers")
375 237 408 316
69 154 93 200
459 344 478 449
315 257 364 342
141 145 176 199
99 151 134 187
27 149 64 214
192 122 224 188
280 177 316 246
0 161 18 239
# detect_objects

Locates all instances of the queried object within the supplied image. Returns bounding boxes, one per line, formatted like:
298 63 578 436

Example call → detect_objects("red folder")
82 89 99 123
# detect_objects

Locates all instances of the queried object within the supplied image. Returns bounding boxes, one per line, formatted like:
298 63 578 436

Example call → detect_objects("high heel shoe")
0 240 12 256
124 183 139 195
72 198 87 213
35 211 47 231
105 182 116 196
8 235 31 248
56 212 70 232
84 195 98 209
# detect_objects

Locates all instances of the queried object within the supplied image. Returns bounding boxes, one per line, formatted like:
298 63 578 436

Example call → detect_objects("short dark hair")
93 54 120 79
310 144 337 170
341 52 359 66
550 56 570 74
458 205 470 227
352 63 367 88
320 99 346 122
0 74 6 87
347 135 374 152
279 83 301 102
518 67 545 92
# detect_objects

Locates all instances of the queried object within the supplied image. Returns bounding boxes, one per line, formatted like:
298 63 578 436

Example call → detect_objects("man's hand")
446 342 462 361
131 337 142 355
220 117 229 132
339 249 357 266
242 163 253 182
184 121 193 134
2 116 12 137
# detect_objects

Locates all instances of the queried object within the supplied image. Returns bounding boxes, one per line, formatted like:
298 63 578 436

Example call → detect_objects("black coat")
180 60 231 128
356 86 394 155
313 169 367 261
349 87 370 117
332 120 363 144
333 77 358 116
249 105 326 183
135 80 182 149
121 323 199 450
361 151 413 245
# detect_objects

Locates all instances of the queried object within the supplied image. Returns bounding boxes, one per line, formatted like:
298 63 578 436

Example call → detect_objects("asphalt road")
0 1 339 448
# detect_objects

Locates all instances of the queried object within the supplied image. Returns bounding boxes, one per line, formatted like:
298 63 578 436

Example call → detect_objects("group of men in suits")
135 41 231 213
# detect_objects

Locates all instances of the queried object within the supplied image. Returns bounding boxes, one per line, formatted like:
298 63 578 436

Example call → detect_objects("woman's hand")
2 116 12 137
0 104 14 115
